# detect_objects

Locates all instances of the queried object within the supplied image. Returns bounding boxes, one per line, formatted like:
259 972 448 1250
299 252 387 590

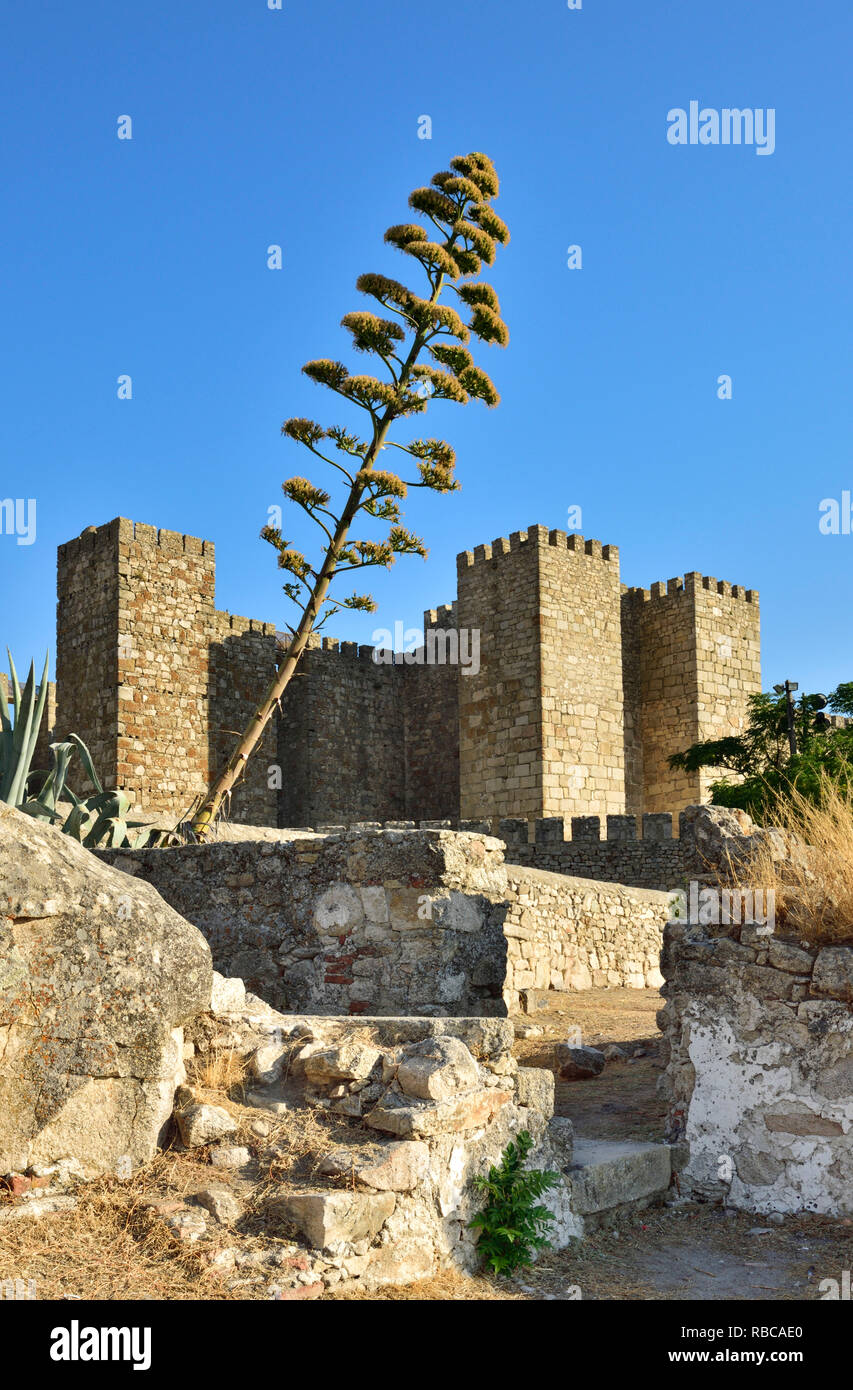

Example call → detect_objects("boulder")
396 1036 480 1101
555 1044 605 1080
0 806 212 1178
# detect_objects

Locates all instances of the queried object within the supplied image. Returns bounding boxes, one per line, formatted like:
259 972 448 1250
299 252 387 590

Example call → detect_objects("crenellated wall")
622 574 761 813
49 516 761 832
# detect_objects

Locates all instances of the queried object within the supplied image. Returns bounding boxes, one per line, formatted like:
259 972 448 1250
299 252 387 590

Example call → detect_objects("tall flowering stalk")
191 152 509 839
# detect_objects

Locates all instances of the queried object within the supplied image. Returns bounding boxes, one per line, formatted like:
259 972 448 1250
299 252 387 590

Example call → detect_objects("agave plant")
1 651 163 849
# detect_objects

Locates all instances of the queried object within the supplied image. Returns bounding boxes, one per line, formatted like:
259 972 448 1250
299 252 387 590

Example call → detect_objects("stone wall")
500 811 692 891
102 830 511 1018
659 919 853 1215
51 517 760 829
276 634 459 828
502 866 668 1012
100 828 672 1018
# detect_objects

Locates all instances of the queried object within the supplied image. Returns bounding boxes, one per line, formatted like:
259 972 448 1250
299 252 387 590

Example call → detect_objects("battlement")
213 611 277 638
457 525 619 571
623 572 759 606
303 633 390 662
58 517 214 564
424 601 458 628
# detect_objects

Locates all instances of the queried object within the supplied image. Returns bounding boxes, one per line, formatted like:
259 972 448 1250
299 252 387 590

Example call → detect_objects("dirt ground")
2 987 850 1302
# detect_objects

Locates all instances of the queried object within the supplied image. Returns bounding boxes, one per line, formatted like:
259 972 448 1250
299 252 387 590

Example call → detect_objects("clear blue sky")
2 0 851 696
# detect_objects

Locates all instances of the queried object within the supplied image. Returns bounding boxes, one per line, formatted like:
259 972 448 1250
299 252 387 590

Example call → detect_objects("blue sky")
2 0 851 696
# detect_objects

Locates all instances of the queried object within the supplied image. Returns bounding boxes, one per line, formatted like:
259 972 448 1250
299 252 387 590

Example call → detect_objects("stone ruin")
0 806 675 1293
2 794 851 1295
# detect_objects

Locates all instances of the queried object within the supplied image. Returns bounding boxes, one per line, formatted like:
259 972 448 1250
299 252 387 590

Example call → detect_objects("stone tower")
56 518 278 824
456 526 626 822
622 573 761 812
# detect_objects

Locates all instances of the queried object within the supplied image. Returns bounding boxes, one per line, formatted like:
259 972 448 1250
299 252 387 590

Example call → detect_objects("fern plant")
469 1130 561 1275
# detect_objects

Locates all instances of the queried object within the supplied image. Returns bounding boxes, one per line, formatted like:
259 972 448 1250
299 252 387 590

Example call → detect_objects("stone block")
515 1066 555 1116
397 1037 480 1100
365 1088 512 1138
812 947 853 1003
270 1191 396 1249
568 1139 672 1215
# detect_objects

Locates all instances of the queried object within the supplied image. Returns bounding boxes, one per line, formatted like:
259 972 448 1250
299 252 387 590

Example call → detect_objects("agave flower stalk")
190 152 509 840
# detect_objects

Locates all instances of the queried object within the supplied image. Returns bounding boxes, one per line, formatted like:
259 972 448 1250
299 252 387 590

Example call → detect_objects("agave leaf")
35 741 75 813
20 797 60 824
6 659 39 807
0 725 14 800
67 734 104 796
84 796 127 846
19 653 50 791
61 802 91 842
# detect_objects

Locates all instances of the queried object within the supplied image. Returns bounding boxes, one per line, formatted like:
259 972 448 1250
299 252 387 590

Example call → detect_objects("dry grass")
333 1269 522 1300
0 1159 242 1301
731 773 853 944
186 1047 249 1098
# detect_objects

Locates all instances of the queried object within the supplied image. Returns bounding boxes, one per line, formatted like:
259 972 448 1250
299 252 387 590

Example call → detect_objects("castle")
47 517 761 829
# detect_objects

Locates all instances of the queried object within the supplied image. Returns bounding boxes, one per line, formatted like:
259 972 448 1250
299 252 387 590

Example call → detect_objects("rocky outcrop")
0 805 212 1178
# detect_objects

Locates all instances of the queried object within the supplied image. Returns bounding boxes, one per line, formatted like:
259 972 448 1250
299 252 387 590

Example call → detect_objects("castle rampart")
42 516 761 834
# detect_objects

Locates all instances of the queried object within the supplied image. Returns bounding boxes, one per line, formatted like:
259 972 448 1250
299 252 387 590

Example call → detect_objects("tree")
668 683 853 818
190 152 509 840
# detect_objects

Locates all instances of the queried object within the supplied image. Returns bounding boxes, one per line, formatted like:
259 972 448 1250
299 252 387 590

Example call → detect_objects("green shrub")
469 1130 561 1275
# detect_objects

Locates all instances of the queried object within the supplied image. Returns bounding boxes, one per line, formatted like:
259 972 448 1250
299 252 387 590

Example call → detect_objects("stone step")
567 1138 672 1216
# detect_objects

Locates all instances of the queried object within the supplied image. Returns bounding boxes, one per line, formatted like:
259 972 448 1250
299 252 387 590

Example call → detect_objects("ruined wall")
659 920 853 1216
502 865 668 1012
101 829 512 1018
101 827 671 1018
